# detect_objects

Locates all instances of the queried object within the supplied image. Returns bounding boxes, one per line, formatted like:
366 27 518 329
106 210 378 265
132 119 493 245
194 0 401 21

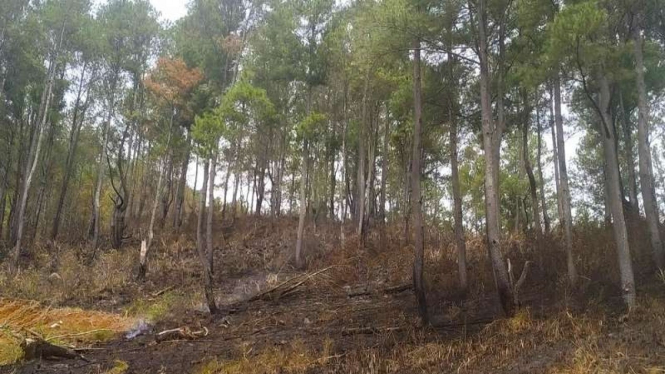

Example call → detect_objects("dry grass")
1 215 664 373
0 298 136 365
196 338 335 374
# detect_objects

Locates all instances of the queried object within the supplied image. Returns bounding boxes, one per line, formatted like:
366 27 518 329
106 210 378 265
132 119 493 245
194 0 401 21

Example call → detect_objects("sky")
150 0 187 22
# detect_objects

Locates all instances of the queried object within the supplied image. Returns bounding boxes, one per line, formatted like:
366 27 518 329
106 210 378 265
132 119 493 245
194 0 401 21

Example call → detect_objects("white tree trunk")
12 62 55 269
553 74 577 285
633 20 665 269
599 75 636 308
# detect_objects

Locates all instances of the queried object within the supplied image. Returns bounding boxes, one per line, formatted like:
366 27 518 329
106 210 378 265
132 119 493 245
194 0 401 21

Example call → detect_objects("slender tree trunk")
12 59 55 269
549 90 563 223
340 83 349 243
379 113 389 224
357 69 370 236
599 75 636 308
449 80 467 294
536 101 551 232
196 159 217 313
619 92 639 215
222 161 231 218
411 38 428 324
0 122 16 242
173 134 190 229
553 74 577 285
207 152 217 274
363 114 377 238
477 0 514 316
522 98 542 239
32 109 58 242
138 129 172 280
51 63 89 241
402 159 411 246
329 120 337 220
295 140 309 269
633 20 665 269
92 76 118 251
256 157 266 216
160 152 174 227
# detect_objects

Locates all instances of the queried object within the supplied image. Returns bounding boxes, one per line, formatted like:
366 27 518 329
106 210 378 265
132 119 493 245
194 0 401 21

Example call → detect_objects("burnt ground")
4 276 479 374
2 218 665 373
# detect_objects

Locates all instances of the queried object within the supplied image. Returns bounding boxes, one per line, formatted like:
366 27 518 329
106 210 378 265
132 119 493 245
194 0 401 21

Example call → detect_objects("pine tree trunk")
51 63 89 241
599 75 636 308
295 140 309 269
536 102 551 232
553 74 577 285
13 59 55 269
523 103 542 239
207 153 217 274
196 158 217 313
379 113 389 224
340 83 349 243
633 20 665 269
173 135 190 229
478 0 514 316
357 69 370 236
549 90 563 223
221 162 230 218
449 79 467 294
411 38 428 324
619 92 639 215
160 150 174 227
92 76 118 251
138 129 172 280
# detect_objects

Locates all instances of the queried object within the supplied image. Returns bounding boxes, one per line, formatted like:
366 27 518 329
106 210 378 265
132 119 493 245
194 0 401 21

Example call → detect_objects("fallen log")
21 337 89 362
346 283 413 298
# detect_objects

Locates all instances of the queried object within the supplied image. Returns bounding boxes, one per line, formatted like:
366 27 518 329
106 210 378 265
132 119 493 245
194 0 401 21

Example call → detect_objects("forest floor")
1 216 665 373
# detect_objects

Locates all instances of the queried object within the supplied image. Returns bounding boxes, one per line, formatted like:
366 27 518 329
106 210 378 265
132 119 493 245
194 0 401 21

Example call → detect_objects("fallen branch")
155 326 208 343
341 326 403 336
151 286 175 297
248 266 333 302
346 283 412 298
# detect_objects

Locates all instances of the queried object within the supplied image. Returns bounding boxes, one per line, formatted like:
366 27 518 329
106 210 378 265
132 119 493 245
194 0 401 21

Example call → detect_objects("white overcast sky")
150 1 187 22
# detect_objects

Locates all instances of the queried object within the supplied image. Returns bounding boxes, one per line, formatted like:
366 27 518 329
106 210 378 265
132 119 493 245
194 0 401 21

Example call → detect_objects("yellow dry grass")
196 338 335 374
0 298 136 365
